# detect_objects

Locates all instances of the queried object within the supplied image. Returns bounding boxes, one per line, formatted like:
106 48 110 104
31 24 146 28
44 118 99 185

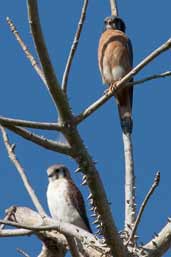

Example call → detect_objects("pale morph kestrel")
98 16 133 134
46 164 92 233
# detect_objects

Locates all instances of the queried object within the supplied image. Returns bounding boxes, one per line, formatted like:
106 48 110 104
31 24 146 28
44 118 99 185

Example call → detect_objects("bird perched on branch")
46 164 92 233
98 16 133 134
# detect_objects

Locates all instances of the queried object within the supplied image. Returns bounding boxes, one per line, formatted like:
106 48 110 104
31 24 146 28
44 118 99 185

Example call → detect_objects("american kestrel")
46 164 92 233
98 16 133 134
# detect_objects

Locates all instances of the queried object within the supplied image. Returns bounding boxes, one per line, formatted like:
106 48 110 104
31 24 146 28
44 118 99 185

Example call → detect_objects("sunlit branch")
109 0 118 16
3 125 73 156
62 0 89 93
126 172 160 245
0 116 62 131
6 17 47 86
75 38 171 124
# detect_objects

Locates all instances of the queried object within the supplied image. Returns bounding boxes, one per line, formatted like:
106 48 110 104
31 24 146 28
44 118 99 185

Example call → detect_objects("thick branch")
127 172 160 245
0 116 62 131
27 0 72 121
75 38 171 124
4 125 73 156
26 1 129 255
1 126 47 219
109 0 118 16
142 220 171 257
0 206 109 256
123 133 136 239
62 0 88 92
0 229 32 237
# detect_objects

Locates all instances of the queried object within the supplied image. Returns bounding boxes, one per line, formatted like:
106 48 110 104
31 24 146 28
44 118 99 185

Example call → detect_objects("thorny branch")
126 172 160 245
27 2 127 256
4 125 73 156
143 219 171 257
62 0 89 92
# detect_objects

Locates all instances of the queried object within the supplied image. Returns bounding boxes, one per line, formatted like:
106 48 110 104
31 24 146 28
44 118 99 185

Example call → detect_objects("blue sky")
0 1 171 256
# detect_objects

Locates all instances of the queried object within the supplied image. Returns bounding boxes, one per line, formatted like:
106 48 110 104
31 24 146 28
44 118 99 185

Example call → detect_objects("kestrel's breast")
98 29 131 84
47 179 87 229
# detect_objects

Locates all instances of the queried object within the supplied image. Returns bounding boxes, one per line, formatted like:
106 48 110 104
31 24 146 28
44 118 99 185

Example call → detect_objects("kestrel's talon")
104 82 118 96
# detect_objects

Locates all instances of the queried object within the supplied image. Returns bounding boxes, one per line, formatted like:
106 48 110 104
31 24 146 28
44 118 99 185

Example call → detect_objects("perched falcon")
98 16 133 134
46 164 92 233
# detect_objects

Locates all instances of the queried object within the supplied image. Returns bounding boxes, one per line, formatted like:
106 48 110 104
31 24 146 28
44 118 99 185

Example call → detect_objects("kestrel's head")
47 164 71 182
104 16 126 32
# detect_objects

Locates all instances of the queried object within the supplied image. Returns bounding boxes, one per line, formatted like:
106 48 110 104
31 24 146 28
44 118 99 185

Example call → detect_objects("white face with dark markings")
47 164 70 182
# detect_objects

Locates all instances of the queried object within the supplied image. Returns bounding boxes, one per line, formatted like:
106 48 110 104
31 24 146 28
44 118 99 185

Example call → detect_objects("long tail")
117 82 133 134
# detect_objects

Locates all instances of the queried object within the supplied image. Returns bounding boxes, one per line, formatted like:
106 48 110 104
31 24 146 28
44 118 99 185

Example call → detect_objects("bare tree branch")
0 229 32 237
142 220 171 257
128 71 171 87
3 125 73 156
17 248 30 257
27 0 73 121
26 3 127 255
126 172 160 245
0 126 47 219
6 17 47 86
75 38 171 124
123 133 136 240
0 219 106 253
0 206 16 231
109 0 119 16
0 116 62 131
62 0 89 93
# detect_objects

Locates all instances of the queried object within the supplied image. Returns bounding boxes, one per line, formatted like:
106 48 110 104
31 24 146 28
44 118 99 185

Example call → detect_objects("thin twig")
0 116 62 131
3 125 73 156
128 71 171 87
126 171 160 245
17 248 30 257
75 38 171 124
0 126 47 219
6 17 47 87
109 0 118 16
0 206 16 231
62 0 88 92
